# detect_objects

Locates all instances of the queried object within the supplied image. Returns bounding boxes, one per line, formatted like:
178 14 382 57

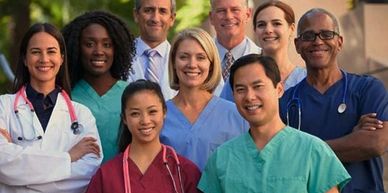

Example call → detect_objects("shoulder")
99 153 123 173
0 94 15 104
348 73 385 92
178 154 201 174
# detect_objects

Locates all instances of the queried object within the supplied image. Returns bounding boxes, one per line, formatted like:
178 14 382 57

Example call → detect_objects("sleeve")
308 139 351 192
26 104 103 192
359 77 388 121
85 168 104 193
0 95 73 187
197 152 223 193
179 156 201 193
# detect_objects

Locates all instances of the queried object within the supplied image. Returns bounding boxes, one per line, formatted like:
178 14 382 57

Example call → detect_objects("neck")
141 37 166 49
263 49 295 82
173 88 212 123
217 35 245 50
306 66 342 94
83 74 117 96
29 81 55 97
249 115 285 150
129 140 162 174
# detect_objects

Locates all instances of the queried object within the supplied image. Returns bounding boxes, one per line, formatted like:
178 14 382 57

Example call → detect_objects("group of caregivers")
0 0 387 193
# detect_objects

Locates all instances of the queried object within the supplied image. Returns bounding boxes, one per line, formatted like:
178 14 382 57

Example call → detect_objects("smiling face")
122 90 165 145
25 32 63 88
174 38 211 90
80 23 114 78
233 63 283 128
295 12 343 70
254 6 295 55
134 0 176 47
209 0 251 43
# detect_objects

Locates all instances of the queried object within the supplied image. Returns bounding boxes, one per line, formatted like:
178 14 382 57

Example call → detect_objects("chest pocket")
266 176 307 193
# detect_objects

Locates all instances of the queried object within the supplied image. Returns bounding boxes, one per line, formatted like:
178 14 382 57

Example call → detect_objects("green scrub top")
72 80 128 163
198 126 351 193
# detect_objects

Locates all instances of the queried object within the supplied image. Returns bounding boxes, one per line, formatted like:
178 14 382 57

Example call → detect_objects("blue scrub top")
280 73 388 193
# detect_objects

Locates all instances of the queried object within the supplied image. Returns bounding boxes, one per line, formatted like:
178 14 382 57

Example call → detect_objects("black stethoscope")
122 144 185 193
13 86 80 141
286 70 348 130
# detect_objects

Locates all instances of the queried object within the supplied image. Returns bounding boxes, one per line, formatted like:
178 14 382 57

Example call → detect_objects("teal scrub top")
198 127 351 193
72 80 128 163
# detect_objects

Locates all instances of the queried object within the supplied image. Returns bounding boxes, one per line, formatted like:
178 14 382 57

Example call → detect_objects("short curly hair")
62 10 135 87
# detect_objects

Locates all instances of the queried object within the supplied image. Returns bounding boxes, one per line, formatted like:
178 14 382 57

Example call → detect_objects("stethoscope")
13 85 80 141
286 70 348 130
123 144 185 193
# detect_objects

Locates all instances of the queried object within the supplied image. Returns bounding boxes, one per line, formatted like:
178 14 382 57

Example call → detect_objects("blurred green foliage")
0 0 210 94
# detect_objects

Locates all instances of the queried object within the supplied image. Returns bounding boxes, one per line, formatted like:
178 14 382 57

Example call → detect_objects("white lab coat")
128 38 177 100
0 92 103 193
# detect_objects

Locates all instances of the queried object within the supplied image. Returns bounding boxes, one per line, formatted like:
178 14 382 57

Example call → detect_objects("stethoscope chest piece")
337 103 347 114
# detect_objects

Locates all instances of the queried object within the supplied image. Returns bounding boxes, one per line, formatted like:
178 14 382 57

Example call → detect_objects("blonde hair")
169 28 221 93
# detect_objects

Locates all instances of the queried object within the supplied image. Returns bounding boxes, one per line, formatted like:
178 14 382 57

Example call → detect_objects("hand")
353 113 383 131
68 136 100 162
0 128 11 142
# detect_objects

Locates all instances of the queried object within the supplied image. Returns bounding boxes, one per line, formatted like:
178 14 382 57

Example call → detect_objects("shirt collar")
135 37 170 58
26 84 60 105
215 36 249 60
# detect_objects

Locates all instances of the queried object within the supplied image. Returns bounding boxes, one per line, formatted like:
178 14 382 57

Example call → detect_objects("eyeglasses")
298 30 339 41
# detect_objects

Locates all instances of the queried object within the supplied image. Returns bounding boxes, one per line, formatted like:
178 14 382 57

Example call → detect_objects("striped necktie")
144 49 160 83
222 51 234 81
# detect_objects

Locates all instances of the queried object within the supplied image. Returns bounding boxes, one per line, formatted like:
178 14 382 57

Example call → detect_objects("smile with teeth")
263 37 279 41
245 104 263 111
36 66 53 72
91 60 106 66
139 127 154 135
184 71 201 77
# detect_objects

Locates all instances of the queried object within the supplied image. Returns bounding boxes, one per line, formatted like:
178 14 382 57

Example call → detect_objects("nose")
225 9 234 19
186 57 197 68
140 113 151 125
264 24 273 34
40 53 50 64
93 44 104 56
244 88 256 101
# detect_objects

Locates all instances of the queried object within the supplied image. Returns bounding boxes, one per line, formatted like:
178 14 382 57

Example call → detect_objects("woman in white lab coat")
0 23 102 193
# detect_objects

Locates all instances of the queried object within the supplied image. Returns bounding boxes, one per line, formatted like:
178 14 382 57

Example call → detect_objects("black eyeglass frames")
297 30 339 41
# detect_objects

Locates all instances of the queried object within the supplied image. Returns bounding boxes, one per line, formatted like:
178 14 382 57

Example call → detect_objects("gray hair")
297 8 340 35
134 0 176 13
210 0 249 8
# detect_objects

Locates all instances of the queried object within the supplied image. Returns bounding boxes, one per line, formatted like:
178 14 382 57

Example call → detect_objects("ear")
337 35 344 52
209 11 215 26
276 82 284 99
133 9 139 23
245 7 252 20
121 113 128 126
289 23 296 39
170 12 176 26
294 38 301 54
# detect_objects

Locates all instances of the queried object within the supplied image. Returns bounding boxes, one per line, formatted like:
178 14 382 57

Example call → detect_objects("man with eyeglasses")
279 8 388 193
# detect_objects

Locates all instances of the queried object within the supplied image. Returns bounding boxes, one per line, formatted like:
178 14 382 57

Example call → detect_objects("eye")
231 7 241 13
255 22 265 28
149 109 158 115
159 8 169 15
235 87 246 93
273 22 282 26
103 42 112 48
84 41 95 48
47 49 58 54
143 7 153 13
129 111 140 117
197 55 207 61
216 9 226 14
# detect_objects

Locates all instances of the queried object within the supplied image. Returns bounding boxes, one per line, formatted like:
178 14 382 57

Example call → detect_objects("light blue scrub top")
280 73 388 193
198 127 351 193
160 96 249 171
72 80 128 163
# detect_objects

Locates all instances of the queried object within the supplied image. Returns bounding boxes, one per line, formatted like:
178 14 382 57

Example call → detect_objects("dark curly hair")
62 10 135 88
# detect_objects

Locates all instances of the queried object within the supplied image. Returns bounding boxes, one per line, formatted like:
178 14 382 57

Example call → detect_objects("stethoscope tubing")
122 144 185 193
13 85 80 141
286 70 348 130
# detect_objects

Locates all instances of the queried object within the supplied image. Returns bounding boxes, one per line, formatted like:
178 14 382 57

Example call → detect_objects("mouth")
90 59 107 66
139 127 154 135
263 37 279 42
221 22 237 28
184 71 201 78
36 66 54 72
244 103 263 112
